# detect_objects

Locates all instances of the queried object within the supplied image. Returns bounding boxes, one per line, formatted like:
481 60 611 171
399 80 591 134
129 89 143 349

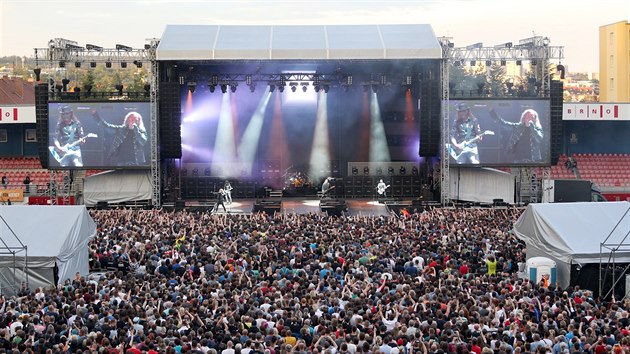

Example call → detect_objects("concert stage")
165 197 411 217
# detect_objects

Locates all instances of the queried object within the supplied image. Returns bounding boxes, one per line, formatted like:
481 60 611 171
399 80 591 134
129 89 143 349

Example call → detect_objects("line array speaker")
159 81 182 158
550 80 563 165
34 83 49 169
419 63 441 157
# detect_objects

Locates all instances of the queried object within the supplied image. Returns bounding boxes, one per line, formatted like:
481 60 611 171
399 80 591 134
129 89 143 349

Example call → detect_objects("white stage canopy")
156 24 442 61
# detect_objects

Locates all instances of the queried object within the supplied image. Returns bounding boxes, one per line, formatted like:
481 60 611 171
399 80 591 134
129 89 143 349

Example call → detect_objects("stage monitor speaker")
550 80 563 165
320 199 348 216
419 63 441 157
252 200 282 214
159 81 182 158
34 83 49 169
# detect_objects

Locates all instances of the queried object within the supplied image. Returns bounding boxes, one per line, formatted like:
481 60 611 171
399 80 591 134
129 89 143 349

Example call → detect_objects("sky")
1 0 629 73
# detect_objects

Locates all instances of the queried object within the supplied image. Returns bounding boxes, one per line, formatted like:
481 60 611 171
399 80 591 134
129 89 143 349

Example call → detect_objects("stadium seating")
573 153 630 187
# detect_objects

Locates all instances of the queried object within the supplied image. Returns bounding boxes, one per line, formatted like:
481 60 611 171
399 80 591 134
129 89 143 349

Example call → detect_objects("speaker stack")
550 80 563 165
34 83 49 169
252 200 282 214
158 82 182 159
419 62 441 157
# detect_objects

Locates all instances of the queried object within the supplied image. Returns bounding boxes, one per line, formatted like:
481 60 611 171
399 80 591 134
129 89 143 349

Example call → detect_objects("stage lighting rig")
187 82 197 93
290 82 298 93
86 44 103 51
115 44 133 51
300 82 309 92
230 82 238 93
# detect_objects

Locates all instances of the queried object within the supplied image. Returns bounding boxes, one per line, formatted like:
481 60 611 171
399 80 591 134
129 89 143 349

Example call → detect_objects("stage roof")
156 24 443 61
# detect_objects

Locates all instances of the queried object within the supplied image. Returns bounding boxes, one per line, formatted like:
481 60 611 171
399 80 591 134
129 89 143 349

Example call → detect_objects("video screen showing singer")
91 110 148 167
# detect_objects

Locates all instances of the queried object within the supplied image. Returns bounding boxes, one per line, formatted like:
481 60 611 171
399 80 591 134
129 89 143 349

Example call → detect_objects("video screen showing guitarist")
52 105 87 167
449 103 488 164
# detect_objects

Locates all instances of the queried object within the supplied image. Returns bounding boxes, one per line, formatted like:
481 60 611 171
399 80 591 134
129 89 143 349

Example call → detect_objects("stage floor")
179 197 409 216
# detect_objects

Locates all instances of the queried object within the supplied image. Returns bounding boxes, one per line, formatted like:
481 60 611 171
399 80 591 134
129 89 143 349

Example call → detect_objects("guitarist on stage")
53 105 86 167
321 177 334 199
376 179 390 198
450 103 483 164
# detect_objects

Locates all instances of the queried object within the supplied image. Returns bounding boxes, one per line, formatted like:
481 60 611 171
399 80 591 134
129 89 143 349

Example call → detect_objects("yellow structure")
599 20 630 102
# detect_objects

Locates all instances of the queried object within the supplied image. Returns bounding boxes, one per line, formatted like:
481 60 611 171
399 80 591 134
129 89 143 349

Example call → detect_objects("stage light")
301 83 309 92
245 75 252 86
313 75 320 86
179 76 185 85
220 84 228 94
90 62 97 68
346 75 353 86
531 60 537 66
362 84 369 93
74 61 81 68
86 44 103 51
454 60 461 66
249 84 256 93
133 60 143 68
557 64 565 79
115 44 132 51
486 60 492 66
120 62 127 68
209 85 216 93
405 75 412 85
230 82 238 93
290 82 298 92
516 60 522 66
210 75 219 86
269 83 276 92
188 82 196 93
380 75 387 85
323 84 330 93
59 61 66 68
105 61 112 68
372 85 378 93
61 78 70 92
314 85 321 93
115 84 123 95
33 68 41 81
500 60 506 66
279 85 285 93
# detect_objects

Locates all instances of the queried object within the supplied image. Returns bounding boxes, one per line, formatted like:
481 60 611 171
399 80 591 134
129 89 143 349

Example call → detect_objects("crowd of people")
1 207 628 354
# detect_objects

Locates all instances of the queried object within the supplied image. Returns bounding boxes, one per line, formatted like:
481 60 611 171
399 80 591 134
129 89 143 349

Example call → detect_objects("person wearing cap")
450 102 484 164
91 109 148 166
52 105 86 167
489 106 544 163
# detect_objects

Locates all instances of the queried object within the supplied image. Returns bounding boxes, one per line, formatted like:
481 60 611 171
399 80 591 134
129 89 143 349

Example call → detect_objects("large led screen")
48 102 151 169
446 99 551 166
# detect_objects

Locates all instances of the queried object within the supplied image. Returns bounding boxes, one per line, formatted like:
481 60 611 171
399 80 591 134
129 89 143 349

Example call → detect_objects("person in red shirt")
459 261 469 276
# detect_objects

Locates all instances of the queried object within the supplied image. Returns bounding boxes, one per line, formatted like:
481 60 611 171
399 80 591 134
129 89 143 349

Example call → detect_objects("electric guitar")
447 130 494 161
377 184 390 195
322 185 336 194
49 133 98 163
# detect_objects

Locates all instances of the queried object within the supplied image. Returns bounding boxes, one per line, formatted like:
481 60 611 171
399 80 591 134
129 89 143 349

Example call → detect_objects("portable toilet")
526 257 557 285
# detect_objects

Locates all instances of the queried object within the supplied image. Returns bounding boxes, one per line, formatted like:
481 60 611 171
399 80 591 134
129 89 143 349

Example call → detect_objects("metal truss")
440 57 450 206
148 41 160 207
448 46 564 62
34 38 151 66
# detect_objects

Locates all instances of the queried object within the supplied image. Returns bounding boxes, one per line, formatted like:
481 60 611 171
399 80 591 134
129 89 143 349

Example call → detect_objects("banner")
0 105 36 124
563 103 630 120
0 189 24 202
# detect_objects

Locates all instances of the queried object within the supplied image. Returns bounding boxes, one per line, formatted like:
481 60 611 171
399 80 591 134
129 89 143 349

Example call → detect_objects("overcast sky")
1 0 628 73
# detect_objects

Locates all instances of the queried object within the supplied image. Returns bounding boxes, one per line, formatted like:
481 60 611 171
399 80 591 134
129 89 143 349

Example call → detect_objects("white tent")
0 206 96 294
513 201 630 289
84 170 152 206
156 24 443 60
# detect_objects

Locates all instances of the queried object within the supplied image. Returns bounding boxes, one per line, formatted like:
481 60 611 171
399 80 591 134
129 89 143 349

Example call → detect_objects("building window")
610 55 614 68
610 32 614 49
610 78 614 91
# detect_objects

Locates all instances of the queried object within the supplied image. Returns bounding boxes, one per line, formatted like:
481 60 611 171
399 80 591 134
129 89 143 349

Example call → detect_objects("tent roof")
156 24 443 61
0 206 96 257
513 202 630 263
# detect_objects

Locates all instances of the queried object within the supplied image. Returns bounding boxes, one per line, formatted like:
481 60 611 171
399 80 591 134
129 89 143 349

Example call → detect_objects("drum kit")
285 172 312 189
